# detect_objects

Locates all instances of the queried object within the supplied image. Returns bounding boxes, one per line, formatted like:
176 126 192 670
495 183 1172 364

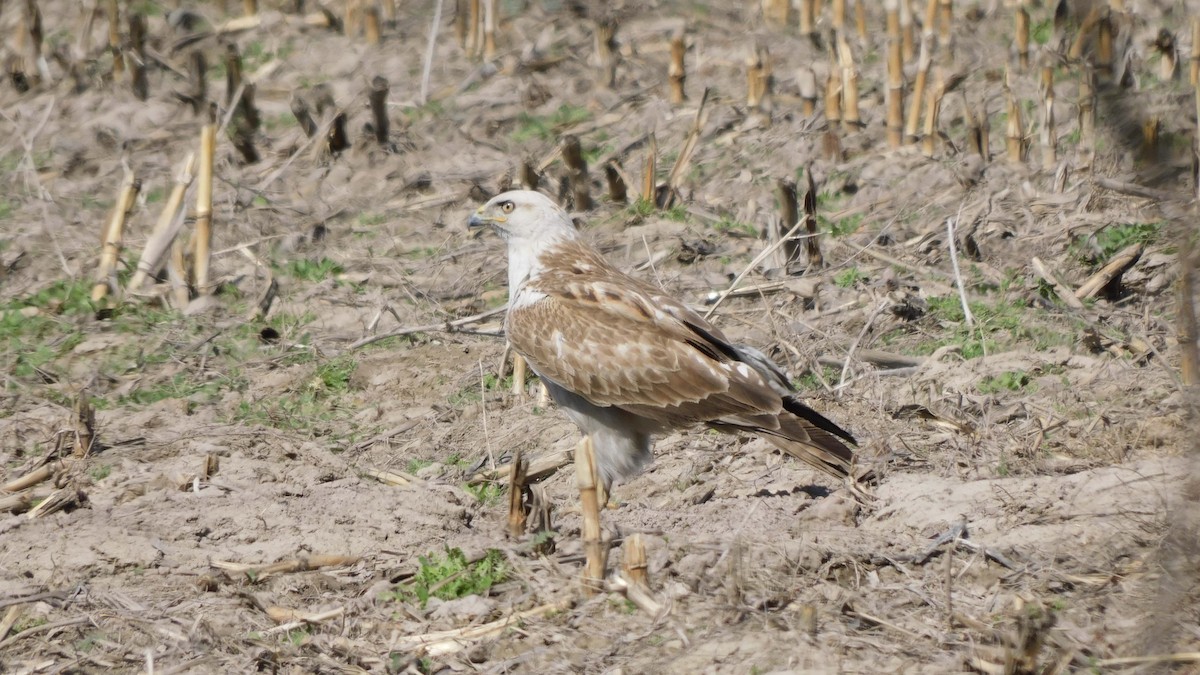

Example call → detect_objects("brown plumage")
468 190 866 493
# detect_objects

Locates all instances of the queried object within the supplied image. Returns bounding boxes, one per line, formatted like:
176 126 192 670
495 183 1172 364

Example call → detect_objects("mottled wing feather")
507 293 779 425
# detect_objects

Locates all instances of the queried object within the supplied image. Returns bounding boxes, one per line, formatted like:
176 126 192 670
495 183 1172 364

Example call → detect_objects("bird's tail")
762 400 876 496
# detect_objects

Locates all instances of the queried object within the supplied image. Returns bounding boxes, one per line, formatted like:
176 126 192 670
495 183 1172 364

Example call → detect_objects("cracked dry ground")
1 1 1198 673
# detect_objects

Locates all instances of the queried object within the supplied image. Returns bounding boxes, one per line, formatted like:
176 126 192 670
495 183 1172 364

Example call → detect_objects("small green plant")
713 217 756 236
834 267 865 288
1075 222 1162 267
610 597 638 614
922 295 1029 359
234 356 357 432
311 355 356 393
793 365 840 390
511 104 591 143
120 373 226 406
1031 18 1053 45
287 627 309 646
384 548 508 608
978 370 1033 394
464 482 504 505
406 458 433 474
75 631 107 652
358 212 388 227
265 111 298 131
995 455 1010 476
13 616 48 633
627 198 656 218
0 200 14 219
400 100 445 121
819 212 864 237
282 257 344 282
90 464 112 481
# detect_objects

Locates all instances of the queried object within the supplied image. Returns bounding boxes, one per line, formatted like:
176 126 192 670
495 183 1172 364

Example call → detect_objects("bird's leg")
509 351 527 399
575 435 609 594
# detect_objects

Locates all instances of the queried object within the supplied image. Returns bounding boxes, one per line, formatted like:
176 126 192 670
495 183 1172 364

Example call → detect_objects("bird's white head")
468 190 577 244
469 190 580 295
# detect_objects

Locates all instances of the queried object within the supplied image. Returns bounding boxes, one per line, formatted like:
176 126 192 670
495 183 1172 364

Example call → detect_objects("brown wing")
506 289 781 428
509 243 862 484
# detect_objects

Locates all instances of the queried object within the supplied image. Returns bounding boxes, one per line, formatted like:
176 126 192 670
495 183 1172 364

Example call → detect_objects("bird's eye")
500 201 515 213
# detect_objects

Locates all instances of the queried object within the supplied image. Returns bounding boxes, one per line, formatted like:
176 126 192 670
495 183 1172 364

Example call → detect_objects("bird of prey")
469 190 866 495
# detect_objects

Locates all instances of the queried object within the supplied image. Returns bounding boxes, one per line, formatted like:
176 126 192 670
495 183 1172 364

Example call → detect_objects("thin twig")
946 216 974 327
347 305 506 350
704 229 819 319
260 607 345 636
837 299 891 390
419 0 445 105
0 616 91 649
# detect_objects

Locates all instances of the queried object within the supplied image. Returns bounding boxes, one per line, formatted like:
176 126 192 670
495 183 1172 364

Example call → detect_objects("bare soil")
1 1 1198 673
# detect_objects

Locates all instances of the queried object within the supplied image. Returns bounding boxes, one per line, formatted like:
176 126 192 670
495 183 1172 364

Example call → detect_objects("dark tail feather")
782 396 858 446
768 416 855 478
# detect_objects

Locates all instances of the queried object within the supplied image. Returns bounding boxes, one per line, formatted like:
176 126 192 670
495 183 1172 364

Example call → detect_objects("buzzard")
469 190 867 495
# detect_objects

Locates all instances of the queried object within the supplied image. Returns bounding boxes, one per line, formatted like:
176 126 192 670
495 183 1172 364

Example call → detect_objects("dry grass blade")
838 35 859 129
507 447 528 539
799 0 815 38
1192 17 1200 86
745 45 770 113
212 554 360 580
73 392 94 458
1094 653 1200 667
91 167 140 304
1031 257 1084 310
668 27 686 105
194 110 216 296
1178 233 1198 386
1039 52 1056 170
621 533 648 588
608 574 665 618
1004 76 1023 163
666 87 711 197
365 468 418 486
129 152 197 292
2 460 66 493
885 0 904 147
348 305 507 350
576 437 607 594
26 487 83 519
1075 243 1143 300
0 616 91 650
642 133 657 203
1015 5 1029 70
0 605 21 642
469 447 572 484
260 606 344 636
392 599 573 656
905 37 931 143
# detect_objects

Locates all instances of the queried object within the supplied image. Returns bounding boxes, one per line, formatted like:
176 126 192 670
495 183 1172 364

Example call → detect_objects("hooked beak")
467 212 490 229
468 205 493 229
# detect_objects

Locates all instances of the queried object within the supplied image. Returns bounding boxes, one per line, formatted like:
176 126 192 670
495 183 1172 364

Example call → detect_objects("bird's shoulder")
522 243 679 330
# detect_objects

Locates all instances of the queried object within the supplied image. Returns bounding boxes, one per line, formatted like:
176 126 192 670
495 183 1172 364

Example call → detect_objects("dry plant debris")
0 0 1197 672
